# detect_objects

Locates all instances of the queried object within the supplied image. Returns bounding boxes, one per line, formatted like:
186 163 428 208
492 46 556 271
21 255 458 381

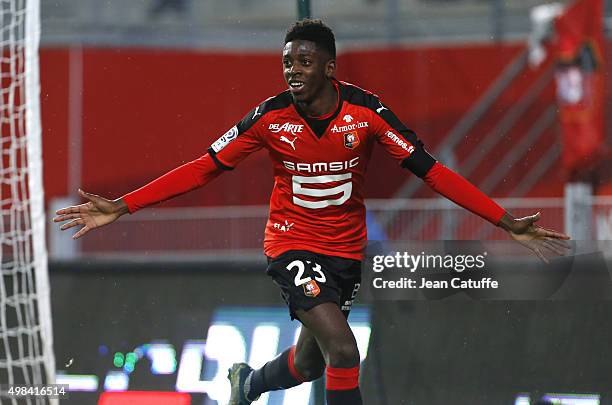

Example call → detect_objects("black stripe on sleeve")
340 82 437 178
207 148 234 171
378 109 437 177
206 91 292 169
400 146 436 178
236 91 293 134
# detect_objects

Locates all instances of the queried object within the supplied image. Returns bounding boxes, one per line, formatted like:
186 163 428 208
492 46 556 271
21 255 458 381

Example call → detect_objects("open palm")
504 212 571 263
53 189 128 239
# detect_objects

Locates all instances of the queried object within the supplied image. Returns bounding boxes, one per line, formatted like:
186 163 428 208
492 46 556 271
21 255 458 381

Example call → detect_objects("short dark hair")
284 19 336 59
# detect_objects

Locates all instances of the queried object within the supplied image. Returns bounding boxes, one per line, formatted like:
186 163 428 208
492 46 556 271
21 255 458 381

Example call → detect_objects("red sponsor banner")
555 0 605 178
98 391 191 405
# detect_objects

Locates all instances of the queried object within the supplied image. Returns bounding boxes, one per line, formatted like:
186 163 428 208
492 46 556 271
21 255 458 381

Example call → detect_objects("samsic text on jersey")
207 80 436 260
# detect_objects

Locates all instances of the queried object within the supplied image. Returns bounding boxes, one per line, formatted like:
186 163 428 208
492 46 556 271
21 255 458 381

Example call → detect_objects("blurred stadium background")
2 0 612 404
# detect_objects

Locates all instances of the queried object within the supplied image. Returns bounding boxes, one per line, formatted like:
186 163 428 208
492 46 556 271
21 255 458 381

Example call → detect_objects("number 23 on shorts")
286 259 327 297
286 259 327 286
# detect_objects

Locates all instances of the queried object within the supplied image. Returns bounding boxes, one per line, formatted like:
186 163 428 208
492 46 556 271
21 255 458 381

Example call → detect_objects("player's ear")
325 58 336 78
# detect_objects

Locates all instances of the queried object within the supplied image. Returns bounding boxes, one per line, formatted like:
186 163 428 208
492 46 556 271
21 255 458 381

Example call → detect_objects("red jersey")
122 80 504 261
207 80 436 260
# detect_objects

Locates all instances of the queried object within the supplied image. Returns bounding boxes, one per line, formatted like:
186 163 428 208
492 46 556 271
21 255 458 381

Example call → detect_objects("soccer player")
54 19 570 405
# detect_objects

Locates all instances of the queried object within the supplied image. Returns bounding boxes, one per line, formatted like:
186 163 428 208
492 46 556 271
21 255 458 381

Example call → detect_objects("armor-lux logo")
330 121 368 133
269 123 304 135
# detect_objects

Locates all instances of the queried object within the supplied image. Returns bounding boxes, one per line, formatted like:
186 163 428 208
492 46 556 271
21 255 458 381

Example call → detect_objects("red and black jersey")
206 80 437 260
123 80 505 261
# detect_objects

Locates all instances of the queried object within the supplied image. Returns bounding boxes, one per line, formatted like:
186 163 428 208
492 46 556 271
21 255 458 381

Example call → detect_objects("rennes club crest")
343 131 360 149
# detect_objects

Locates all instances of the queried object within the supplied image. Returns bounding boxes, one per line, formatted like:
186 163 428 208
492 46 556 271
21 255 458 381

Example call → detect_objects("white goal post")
1 0 56 403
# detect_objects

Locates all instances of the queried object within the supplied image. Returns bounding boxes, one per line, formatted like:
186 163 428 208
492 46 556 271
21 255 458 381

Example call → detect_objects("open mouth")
288 80 305 91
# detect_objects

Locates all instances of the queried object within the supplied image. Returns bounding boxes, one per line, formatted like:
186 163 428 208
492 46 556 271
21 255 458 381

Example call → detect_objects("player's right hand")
52 189 129 239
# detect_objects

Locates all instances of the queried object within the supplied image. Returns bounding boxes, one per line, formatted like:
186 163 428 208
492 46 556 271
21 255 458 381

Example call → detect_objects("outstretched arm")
53 153 222 239
423 162 505 224
368 95 570 262
54 98 268 239
424 162 570 262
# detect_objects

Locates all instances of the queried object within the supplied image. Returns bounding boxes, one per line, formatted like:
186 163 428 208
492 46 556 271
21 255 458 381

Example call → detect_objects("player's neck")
295 80 338 118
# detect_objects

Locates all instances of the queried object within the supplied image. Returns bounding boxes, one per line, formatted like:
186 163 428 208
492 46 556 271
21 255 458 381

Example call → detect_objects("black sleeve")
340 82 436 177
378 100 436 177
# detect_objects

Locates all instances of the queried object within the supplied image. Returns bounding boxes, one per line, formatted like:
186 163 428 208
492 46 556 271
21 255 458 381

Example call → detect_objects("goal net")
0 0 56 402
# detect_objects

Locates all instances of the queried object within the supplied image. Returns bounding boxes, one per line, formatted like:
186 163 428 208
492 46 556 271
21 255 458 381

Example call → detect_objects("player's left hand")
499 212 571 263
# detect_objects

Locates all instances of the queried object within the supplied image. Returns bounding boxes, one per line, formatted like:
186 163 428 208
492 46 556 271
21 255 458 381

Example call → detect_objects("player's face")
282 40 335 103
